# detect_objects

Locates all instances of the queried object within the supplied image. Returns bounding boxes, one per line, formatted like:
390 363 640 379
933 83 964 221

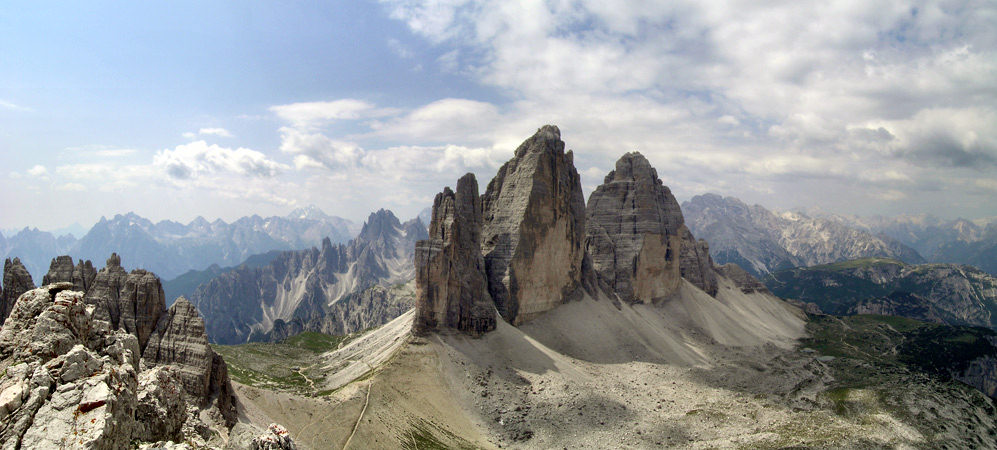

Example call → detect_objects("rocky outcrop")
142 297 236 426
74 259 97 293
481 125 588 325
42 255 97 297
85 253 129 327
585 152 686 303
716 263 769 294
0 284 141 449
0 278 238 448
134 366 187 443
250 423 298 450
42 255 75 285
957 353 997 399
413 173 496 335
1 257 34 325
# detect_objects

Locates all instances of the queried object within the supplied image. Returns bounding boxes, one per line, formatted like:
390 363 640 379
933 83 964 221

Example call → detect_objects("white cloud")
27 165 47 176
270 99 398 129
387 38 414 58
184 128 234 139
0 99 30 112
153 141 288 179
56 183 87 192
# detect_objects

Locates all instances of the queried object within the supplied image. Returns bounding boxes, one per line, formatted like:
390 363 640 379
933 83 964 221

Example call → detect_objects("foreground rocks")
1 257 34 325
413 173 496 335
0 253 240 448
250 423 298 450
481 125 588 325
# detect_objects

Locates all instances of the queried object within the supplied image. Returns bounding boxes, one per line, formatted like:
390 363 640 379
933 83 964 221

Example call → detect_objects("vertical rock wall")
413 173 496 335
481 125 588 325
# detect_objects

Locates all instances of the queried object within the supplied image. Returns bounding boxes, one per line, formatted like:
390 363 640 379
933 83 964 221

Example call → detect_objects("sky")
1 0 995 231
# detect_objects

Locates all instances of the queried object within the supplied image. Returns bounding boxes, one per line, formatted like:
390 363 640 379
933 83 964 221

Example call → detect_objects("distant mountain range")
682 194 924 276
188 209 427 344
0 206 360 280
764 258 997 329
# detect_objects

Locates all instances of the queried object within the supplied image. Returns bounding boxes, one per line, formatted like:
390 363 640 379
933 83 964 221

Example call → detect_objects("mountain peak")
358 209 401 241
288 204 329 221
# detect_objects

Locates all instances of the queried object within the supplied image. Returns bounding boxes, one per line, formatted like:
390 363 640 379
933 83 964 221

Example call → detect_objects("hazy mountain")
682 194 924 276
764 258 997 328
189 209 427 344
0 227 77 278
161 250 285 305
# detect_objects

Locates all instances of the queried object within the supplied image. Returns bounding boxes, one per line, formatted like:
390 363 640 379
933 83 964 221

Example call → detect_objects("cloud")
153 141 288 179
387 38 414 58
0 99 30 112
270 99 399 129
27 165 47 177
183 128 234 139
373 0 997 218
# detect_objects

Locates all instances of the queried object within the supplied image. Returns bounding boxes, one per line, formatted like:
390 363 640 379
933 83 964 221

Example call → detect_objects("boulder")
1 257 35 325
250 423 297 450
481 125 588 325
585 152 685 303
413 173 496 335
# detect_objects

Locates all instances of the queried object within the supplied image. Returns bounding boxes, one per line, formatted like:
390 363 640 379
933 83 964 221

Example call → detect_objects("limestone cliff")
413 173 496 335
585 152 685 303
481 125 588 325
679 228 719 296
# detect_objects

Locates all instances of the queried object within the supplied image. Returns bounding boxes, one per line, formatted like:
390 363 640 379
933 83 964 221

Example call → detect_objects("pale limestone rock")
135 366 187 443
250 423 297 450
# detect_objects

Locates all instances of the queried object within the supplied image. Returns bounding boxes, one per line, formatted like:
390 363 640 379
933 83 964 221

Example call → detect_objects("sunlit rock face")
481 125 588 325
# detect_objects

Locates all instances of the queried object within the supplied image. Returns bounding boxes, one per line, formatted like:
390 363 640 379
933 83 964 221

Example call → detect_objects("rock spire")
481 125 588 325
413 173 496 335
1 257 35 325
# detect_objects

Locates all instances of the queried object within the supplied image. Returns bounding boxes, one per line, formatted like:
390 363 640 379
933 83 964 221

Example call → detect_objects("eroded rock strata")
413 173 496 335
481 125 588 325
585 152 685 303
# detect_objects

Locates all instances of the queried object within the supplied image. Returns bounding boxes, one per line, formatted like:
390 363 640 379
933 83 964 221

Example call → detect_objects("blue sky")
2 0 995 230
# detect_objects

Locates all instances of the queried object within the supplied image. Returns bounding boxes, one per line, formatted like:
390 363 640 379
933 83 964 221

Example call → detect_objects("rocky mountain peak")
1 257 35 325
358 209 402 242
481 125 588 325
586 151 715 301
42 255 75 285
413 173 496 335
107 252 122 268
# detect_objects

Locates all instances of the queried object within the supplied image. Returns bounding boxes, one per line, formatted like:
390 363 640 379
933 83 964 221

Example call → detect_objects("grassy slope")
212 331 355 395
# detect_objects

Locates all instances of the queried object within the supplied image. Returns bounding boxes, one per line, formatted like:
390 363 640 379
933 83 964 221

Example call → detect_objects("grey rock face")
85 253 130 327
1 257 34 325
413 173 496 335
678 228 719 297
715 263 770 294
585 152 685 303
142 297 236 427
42 255 75 285
481 125 588 325
73 258 97 293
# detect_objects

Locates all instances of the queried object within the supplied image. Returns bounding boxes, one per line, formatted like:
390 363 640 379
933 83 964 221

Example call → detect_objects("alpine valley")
3 126 997 449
